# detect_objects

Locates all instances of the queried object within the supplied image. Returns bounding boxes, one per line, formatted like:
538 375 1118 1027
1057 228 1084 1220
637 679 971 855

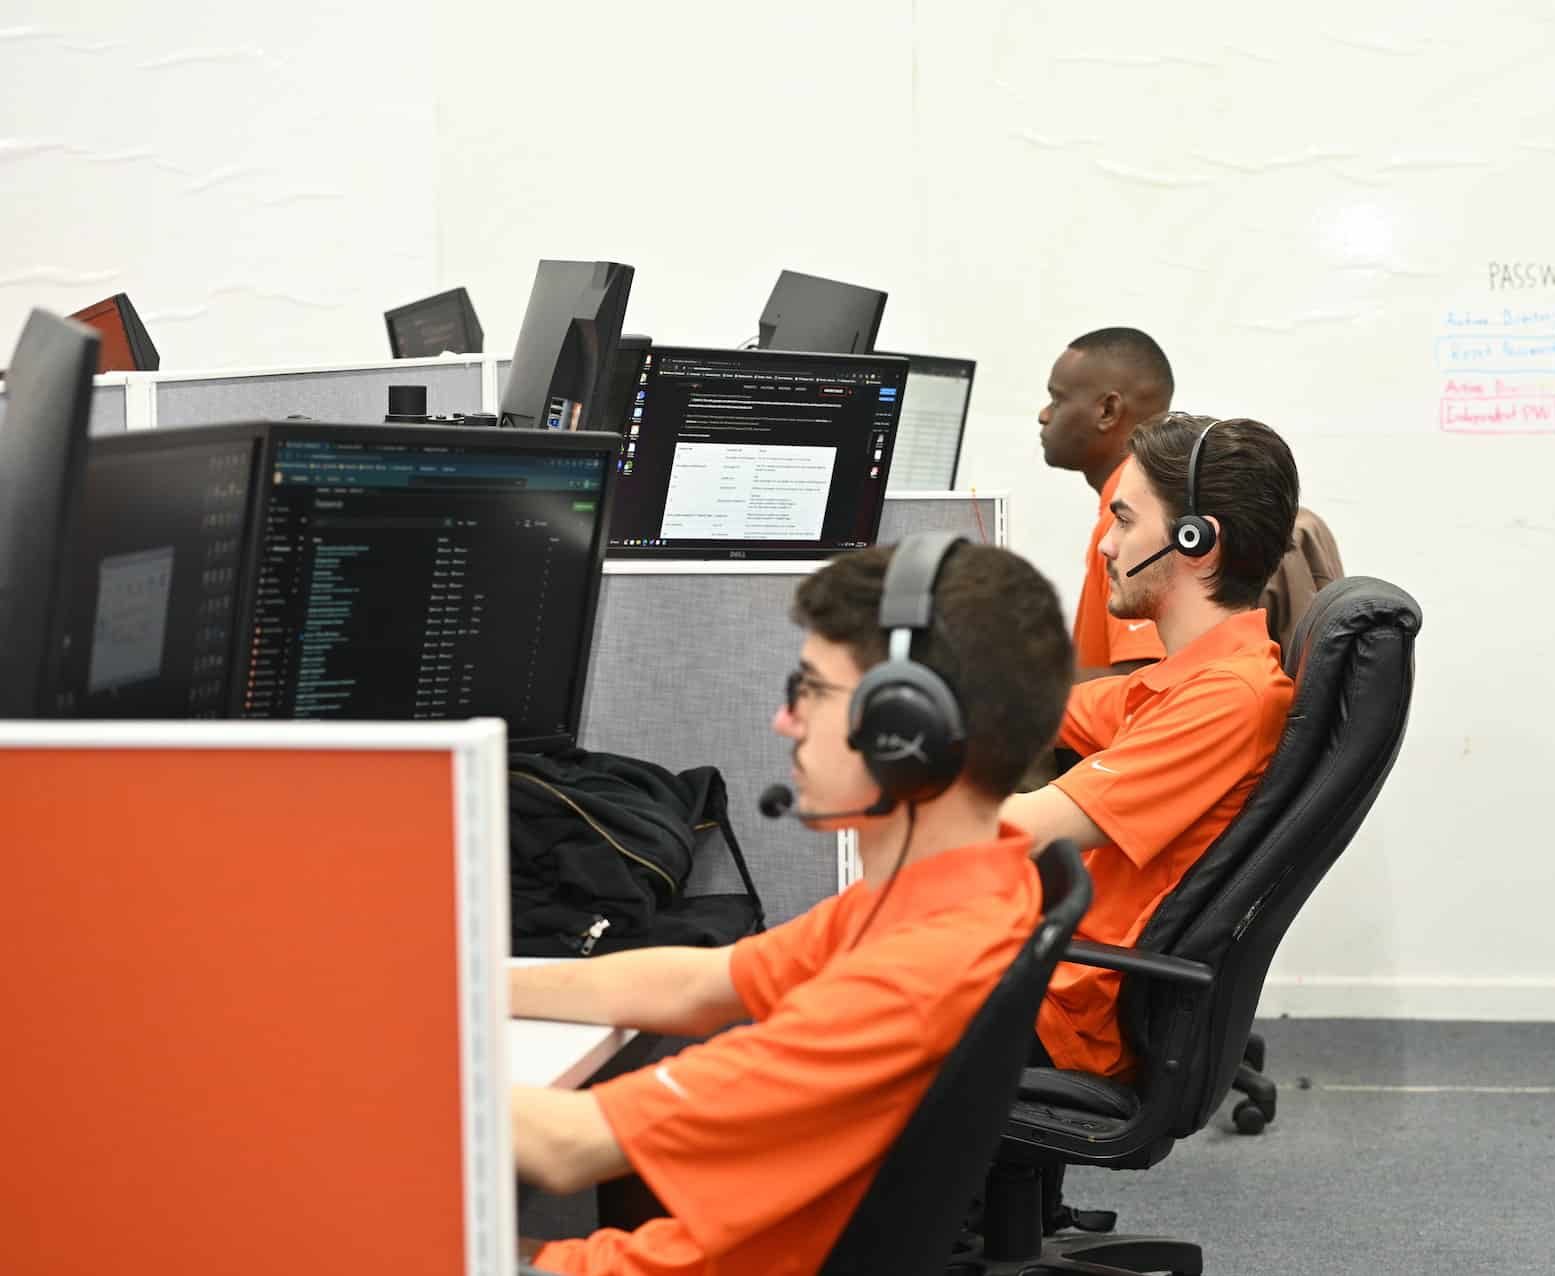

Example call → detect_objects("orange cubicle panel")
0 741 487 1276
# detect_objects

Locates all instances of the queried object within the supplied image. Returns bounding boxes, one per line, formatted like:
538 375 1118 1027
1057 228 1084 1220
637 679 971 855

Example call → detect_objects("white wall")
3 2 1551 1017
0 3 438 367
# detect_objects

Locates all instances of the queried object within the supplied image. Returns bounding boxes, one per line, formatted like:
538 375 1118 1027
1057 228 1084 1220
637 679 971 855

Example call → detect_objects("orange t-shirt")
1072 462 1167 671
1044 609 1291 1079
533 825 1042 1276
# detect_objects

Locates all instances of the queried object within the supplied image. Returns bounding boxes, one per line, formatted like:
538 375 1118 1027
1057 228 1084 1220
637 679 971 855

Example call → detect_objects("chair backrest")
1259 506 1345 652
820 839 1092 1276
0 309 100 718
1121 576 1421 1135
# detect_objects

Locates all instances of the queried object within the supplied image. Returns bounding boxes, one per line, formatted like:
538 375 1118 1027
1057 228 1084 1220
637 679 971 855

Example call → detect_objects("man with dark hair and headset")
506 533 1073 1276
1002 412 1300 1083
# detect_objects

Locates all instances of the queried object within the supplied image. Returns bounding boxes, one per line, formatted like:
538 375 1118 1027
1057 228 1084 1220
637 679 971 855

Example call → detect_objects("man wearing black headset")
1002 412 1300 1083
506 536 1072 1276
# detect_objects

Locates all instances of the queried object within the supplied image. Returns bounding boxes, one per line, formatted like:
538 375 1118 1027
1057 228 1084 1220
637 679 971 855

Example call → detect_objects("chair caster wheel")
1233 1099 1267 1135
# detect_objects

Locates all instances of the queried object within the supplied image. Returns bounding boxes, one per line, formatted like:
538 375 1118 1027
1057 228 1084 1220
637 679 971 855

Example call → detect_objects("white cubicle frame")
0 717 514 1276
124 353 490 430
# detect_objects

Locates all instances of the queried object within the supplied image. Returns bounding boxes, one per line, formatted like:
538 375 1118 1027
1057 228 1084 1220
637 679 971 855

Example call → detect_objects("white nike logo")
1127 621 1152 632
1091 759 1121 774
654 1065 689 1100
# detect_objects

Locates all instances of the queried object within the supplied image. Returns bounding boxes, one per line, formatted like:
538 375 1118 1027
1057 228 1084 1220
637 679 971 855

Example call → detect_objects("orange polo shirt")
533 825 1042 1276
1072 462 1166 670
1044 608 1291 1079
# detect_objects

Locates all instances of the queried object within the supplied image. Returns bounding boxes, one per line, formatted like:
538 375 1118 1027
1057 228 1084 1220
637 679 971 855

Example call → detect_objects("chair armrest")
1064 939 1213 987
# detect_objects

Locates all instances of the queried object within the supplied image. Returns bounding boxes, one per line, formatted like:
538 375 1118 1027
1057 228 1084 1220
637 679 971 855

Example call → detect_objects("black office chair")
968 576 1422 1275
819 838 1092 1276
520 839 1093 1276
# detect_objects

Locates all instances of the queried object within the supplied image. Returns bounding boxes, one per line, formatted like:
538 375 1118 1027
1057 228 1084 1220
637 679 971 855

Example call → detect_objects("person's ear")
1195 516 1224 574
1096 390 1124 432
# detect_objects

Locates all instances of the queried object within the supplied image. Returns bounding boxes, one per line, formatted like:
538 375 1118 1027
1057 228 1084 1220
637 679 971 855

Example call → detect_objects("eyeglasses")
784 667 852 715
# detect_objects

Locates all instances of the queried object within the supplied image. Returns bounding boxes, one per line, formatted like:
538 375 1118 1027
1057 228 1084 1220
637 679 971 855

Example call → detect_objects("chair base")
956 1163 1201 1275
949 1231 1202 1276
1231 1030 1277 1135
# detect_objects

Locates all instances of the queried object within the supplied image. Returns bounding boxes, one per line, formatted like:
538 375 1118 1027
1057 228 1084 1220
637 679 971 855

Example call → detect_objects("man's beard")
1106 564 1165 621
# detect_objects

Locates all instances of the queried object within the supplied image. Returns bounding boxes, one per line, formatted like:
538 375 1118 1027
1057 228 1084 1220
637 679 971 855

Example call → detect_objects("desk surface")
507 958 637 1089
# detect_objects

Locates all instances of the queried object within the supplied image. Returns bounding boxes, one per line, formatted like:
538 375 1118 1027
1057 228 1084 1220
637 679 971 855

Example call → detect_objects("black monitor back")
757 269 887 355
0 309 100 717
68 293 159 372
385 287 484 357
499 261 634 432
596 334 651 434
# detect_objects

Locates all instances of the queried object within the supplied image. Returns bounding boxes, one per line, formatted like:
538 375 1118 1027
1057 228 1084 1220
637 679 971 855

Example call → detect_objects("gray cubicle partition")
576 492 1005 928
0 379 129 436
153 359 485 428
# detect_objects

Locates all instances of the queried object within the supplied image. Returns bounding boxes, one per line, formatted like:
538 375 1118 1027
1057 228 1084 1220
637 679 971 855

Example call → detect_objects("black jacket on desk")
508 747 764 956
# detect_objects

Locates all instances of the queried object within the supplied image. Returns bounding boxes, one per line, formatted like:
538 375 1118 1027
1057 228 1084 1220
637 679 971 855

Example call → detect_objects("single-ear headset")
1125 419 1220 578
846 530 969 807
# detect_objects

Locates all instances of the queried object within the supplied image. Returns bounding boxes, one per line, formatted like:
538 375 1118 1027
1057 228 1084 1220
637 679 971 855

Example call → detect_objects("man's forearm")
509 945 743 1036
511 1086 630 1195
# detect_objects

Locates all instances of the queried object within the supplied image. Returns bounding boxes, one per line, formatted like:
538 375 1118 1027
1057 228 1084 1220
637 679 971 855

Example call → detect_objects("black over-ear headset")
846 530 969 807
1125 419 1220 578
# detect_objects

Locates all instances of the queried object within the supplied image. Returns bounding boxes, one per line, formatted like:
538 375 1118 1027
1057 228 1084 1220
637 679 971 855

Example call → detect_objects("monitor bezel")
606 345 909 563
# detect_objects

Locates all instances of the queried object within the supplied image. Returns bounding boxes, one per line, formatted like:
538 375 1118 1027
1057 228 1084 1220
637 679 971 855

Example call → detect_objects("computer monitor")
875 352 976 490
499 260 634 432
384 287 484 357
606 346 908 561
757 270 887 355
68 293 160 372
47 425 262 719
49 421 621 752
0 309 101 717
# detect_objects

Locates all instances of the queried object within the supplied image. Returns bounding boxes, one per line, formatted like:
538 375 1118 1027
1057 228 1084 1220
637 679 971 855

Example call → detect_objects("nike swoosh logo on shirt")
1127 621 1152 631
1091 760 1120 774
654 1065 689 1100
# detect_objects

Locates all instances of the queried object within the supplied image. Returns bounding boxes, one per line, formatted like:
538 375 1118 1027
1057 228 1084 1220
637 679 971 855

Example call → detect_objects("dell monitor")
68 293 160 372
605 346 908 561
757 270 887 355
0 309 101 717
499 260 634 432
49 421 621 752
875 352 976 490
385 287 484 357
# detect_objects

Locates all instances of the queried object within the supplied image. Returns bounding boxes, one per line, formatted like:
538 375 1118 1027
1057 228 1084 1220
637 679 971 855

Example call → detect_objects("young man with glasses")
506 539 1072 1276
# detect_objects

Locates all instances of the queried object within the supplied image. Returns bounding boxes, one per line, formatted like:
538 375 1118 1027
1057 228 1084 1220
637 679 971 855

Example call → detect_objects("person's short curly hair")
792 542 1072 800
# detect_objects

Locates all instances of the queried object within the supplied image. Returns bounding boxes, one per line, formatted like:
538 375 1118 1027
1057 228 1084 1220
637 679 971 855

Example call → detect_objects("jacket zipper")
578 916 611 956
510 771 681 898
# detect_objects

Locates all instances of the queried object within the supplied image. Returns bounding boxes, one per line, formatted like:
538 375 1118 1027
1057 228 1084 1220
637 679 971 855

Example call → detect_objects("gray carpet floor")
522 1020 1555 1272
1061 1019 1555 1274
